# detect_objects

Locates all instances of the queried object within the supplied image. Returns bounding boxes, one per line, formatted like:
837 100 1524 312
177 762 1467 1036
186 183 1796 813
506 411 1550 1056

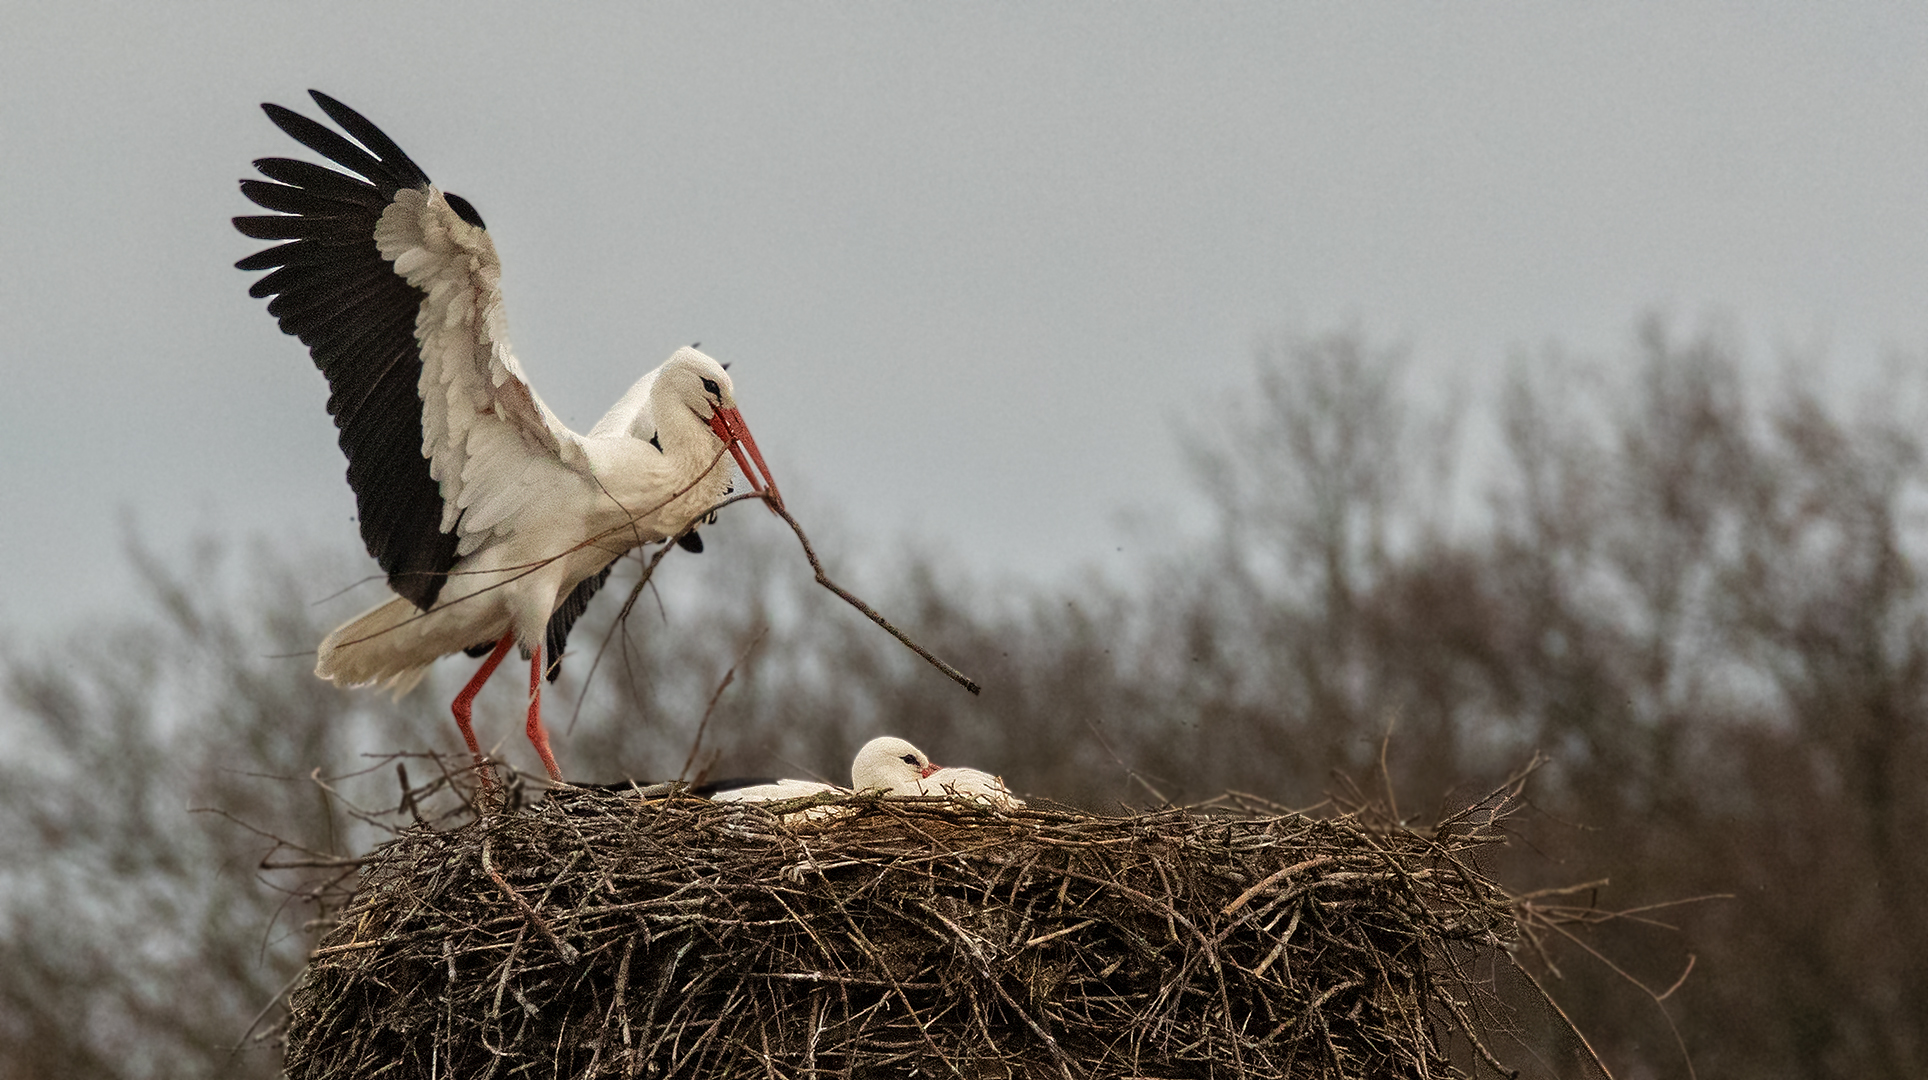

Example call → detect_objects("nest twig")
282 777 1568 1079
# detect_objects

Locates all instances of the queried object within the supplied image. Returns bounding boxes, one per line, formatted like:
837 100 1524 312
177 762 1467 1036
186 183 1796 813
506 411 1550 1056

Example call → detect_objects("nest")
284 787 1538 1079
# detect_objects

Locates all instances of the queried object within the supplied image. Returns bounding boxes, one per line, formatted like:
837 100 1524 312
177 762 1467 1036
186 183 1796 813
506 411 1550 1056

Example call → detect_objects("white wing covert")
373 186 590 555
235 90 594 596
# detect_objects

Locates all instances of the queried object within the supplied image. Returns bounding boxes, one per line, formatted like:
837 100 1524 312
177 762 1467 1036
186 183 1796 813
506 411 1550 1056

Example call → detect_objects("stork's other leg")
525 643 565 782
453 634 514 795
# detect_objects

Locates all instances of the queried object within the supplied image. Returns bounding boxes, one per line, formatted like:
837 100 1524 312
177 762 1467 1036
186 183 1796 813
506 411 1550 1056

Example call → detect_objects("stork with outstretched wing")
234 91 780 786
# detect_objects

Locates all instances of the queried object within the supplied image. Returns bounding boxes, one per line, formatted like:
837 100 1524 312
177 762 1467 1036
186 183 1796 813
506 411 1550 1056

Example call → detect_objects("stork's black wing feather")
542 561 616 682
234 91 468 609
306 91 434 189
250 157 393 207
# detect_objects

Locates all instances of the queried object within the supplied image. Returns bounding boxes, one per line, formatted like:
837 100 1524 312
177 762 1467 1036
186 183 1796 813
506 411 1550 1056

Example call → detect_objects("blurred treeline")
3 321 1925 1079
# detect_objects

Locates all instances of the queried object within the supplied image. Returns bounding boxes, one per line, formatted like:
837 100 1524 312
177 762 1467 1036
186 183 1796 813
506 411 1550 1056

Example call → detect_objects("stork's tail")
315 596 437 695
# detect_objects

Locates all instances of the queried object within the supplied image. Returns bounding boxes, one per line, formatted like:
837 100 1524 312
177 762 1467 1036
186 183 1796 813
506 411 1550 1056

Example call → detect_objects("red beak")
920 762 942 779
706 406 783 512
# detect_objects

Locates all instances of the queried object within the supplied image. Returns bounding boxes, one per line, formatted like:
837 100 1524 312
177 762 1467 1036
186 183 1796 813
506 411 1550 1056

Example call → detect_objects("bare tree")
0 539 439 1080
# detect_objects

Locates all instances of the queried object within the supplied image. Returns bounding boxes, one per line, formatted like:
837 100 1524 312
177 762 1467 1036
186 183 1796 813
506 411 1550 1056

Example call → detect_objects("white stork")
234 91 780 785
710 737 1024 812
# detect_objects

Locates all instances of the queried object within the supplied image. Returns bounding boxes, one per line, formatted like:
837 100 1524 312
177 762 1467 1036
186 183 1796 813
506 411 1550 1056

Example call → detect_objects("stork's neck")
580 411 735 548
650 399 725 469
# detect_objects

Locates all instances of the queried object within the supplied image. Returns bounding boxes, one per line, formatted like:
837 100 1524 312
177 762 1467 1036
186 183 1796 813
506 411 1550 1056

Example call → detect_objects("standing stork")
234 91 780 786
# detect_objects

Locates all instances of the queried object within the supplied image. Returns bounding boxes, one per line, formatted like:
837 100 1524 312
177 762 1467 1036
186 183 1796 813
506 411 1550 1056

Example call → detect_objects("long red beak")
706 406 783 512
920 762 942 779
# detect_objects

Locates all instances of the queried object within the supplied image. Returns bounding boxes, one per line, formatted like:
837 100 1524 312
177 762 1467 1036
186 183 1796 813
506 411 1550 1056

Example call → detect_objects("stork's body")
709 737 1024 813
235 92 779 786
314 351 745 694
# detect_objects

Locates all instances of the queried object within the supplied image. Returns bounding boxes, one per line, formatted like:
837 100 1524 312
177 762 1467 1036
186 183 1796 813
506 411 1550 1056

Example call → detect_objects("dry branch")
602 491 982 697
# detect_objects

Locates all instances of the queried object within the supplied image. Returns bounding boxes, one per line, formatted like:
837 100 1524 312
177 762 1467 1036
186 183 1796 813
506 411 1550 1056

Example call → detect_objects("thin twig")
677 627 769 785
599 488 983 697
328 445 740 651
1082 714 1170 805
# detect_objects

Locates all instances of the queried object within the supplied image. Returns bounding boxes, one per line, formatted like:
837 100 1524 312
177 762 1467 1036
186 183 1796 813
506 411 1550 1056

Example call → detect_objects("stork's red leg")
525 644 564 782
453 635 513 791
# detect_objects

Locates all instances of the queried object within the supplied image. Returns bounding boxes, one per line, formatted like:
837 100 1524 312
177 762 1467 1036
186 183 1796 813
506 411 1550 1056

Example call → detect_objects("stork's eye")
900 754 920 766
700 377 721 398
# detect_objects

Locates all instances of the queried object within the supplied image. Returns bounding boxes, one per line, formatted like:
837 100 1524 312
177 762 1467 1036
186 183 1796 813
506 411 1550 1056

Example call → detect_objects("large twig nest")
284 786 1538 1079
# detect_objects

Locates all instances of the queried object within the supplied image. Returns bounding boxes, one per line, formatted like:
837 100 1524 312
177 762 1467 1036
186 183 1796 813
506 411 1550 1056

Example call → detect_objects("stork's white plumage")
913 764 1025 808
708 736 934 803
235 91 781 786
709 737 1024 813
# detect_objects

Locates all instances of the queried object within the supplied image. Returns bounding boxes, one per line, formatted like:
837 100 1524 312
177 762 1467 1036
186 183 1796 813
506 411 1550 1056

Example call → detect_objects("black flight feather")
234 92 471 609
542 562 616 682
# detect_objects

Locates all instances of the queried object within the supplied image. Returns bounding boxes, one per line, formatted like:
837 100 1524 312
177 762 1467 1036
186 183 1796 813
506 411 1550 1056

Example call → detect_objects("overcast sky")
5 4 1928 640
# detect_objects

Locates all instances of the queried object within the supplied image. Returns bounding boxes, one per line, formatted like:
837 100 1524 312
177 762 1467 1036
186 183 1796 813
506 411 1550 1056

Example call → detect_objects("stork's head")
658 346 782 509
657 346 738 418
851 736 941 793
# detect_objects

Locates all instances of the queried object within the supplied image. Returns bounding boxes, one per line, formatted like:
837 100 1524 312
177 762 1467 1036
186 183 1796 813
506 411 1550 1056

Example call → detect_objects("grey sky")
5 4 1927 637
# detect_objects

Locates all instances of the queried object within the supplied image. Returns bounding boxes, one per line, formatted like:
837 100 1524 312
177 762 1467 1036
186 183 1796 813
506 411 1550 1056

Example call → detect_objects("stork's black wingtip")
260 102 302 133
307 89 352 118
